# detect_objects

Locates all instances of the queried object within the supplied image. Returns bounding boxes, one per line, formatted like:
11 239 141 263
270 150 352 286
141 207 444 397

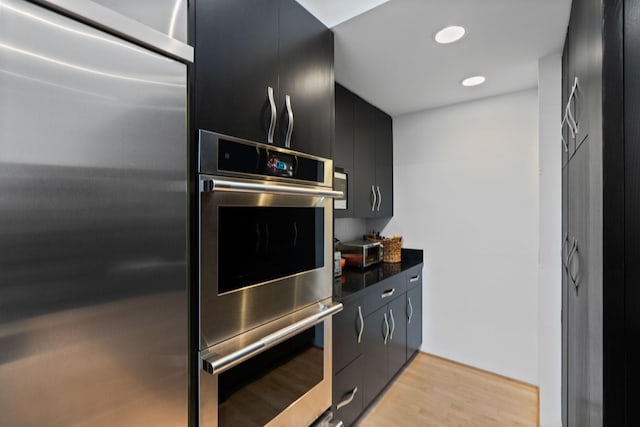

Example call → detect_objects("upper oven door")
199 176 340 349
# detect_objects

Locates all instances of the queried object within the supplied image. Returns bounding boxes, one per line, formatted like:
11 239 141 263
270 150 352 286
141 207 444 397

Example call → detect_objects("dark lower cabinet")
361 304 390 407
406 285 422 360
333 356 363 427
332 264 423 426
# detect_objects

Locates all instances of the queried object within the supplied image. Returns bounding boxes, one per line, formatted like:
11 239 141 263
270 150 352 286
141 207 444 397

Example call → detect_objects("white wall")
381 89 540 385
537 54 562 427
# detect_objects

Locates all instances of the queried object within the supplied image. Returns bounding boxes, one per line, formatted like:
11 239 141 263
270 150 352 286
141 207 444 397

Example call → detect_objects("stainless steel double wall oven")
197 130 343 426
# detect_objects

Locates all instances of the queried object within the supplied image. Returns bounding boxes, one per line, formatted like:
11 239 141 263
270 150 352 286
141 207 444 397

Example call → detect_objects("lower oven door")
199 301 341 427
199 176 340 349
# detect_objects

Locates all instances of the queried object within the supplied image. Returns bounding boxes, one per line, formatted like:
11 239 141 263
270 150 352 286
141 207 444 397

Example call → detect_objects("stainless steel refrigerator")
0 1 191 425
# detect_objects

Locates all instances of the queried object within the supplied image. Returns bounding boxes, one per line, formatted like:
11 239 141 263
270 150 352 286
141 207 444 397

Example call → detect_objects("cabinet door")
387 296 407 378
334 84 355 218
353 96 377 218
375 109 393 217
278 0 333 158
333 356 363 427
561 158 569 427
406 285 422 361
333 299 364 374
569 0 590 150
361 305 388 407
562 35 571 168
193 0 278 144
566 138 590 427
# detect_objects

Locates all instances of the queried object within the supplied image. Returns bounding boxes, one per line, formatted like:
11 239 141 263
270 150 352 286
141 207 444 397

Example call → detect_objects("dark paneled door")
566 139 590 427
353 97 377 218
194 0 279 144
278 0 333 158
375 109 393 217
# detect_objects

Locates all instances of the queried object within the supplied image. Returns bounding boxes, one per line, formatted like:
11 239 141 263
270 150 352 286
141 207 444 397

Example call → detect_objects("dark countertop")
333 248 423 303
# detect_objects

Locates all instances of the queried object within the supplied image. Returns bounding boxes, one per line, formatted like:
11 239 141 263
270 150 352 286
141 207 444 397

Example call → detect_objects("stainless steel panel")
31 0 192 62
0 1 187 425
199 317 334 427
199 175 334 349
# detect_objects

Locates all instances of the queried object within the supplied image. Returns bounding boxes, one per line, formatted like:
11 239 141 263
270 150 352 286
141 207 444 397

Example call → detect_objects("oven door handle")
200 177 343 199
201 301 343 375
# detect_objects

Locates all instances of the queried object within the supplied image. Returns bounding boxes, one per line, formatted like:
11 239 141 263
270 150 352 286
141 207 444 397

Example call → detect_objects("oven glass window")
218 207 324 294
218 323 324 426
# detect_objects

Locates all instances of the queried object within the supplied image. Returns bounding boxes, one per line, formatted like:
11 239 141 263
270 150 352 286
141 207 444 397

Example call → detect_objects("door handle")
383 313 390 345
357 306 364 344
284 94 294 148
336 387 358 410
371 185 377 211
568 239 580 292
267 86 276 144
376 186 382 211
409 275 420 283
389 309 395 340
407 297 413 324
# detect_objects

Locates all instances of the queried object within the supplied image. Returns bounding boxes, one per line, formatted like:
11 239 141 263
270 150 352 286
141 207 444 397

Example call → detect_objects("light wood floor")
358 352 538 427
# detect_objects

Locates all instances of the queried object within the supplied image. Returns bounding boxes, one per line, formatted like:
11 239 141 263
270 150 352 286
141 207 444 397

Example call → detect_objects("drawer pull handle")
336 387 358 410
409 275 420 283
381 288 395 299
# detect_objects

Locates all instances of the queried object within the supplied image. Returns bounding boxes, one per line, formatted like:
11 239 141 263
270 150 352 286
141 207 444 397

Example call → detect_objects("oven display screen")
265 152 294 177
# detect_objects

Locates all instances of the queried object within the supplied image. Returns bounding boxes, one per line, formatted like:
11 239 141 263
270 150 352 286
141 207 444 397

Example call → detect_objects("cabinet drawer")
362 274 406 316
333 356 363 427
405 265 422 291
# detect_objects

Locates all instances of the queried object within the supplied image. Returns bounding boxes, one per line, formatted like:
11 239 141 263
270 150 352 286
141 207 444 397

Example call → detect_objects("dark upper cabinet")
375 109 393 217
334 83 355 218
278 0 334 158
193 0 333 158
334 84 393 218
193 0 278 145
353 96 377 218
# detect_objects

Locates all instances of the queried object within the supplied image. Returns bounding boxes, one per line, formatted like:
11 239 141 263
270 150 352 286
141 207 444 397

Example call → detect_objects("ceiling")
297 0 572 116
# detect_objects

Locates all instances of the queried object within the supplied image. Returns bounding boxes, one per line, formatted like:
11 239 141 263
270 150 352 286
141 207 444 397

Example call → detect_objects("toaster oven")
336 240 383 268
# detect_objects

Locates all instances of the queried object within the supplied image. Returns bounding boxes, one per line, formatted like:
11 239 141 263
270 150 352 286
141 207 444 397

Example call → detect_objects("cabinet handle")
371 185 377 211
560 115 569 153
381 288 395 299
409 275 420 283
389 309 395 340
357 306 364 344
376 186 382 211
407 296 413 324
383 313 390 344
336 386 358 410
267 86 276 144
284 94 294 148
568 239 580 292
561 233 570 274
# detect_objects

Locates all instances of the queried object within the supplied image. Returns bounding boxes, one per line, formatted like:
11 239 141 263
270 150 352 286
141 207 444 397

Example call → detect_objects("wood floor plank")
358 353 538 427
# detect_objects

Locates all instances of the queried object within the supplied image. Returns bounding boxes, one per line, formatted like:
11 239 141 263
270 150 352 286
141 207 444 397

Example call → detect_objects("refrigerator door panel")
0 0 187 426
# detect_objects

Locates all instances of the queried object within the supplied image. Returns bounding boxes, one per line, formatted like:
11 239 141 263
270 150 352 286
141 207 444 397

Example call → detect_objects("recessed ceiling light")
434 25 466 44
461 76 486 87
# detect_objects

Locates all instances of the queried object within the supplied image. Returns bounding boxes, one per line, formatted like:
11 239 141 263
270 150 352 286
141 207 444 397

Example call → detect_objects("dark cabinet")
333 297 364 374
334 84 355 218
406 273 423 360
332 263 423 426
333 356 363 427
193 0 333 158
334 84 393 218
361 304 390 407
352 96 377 218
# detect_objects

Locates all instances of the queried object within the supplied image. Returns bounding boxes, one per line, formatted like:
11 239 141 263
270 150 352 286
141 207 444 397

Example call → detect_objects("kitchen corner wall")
380 89 540 385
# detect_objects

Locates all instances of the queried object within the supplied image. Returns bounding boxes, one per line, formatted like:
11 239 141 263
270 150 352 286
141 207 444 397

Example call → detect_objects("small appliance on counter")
336 239 383 269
